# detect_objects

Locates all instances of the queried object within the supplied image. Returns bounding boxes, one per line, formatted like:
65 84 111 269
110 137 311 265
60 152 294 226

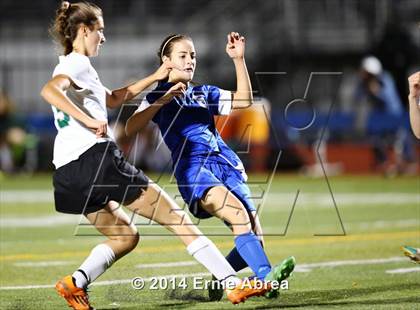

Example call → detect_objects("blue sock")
235 232 271 280
226 247 248 272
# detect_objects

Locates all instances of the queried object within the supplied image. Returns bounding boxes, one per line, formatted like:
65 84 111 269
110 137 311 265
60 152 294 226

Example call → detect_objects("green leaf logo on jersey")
55 107 70 128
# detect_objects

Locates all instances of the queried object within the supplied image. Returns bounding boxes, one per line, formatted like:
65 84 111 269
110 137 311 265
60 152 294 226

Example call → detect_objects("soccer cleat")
208 275 224 301
225 278 271 304
402 246 420 264
55 275 93 310
264 256 296 298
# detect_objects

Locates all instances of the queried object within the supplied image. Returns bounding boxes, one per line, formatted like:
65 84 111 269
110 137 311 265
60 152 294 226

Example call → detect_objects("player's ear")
79 24 88 36
162 55 169 63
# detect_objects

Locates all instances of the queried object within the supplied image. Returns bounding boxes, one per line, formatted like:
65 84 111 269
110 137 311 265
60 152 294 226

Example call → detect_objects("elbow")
125 122 133 137
413 129 420 140
125 119 138 137
40 83 49 100
40 81 57 102
106 96 118 109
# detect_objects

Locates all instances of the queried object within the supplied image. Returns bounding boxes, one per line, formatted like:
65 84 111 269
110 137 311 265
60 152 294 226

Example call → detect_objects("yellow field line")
1 230 418 262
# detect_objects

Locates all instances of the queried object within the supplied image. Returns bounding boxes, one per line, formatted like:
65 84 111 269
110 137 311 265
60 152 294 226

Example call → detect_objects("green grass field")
0 173 419 309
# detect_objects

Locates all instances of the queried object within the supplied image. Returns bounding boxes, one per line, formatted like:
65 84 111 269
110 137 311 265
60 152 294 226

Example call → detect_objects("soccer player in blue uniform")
126 32 295 299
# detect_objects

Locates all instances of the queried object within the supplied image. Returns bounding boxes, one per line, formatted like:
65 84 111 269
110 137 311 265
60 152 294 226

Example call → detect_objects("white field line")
0 190 53 203
139 256 409 273
0 256 411 290
13 261 77 267
385 267 420 274
1 191 418 206
0 214 81 227
353 219 419 229
135 261 198 269
0 272 211 290
262 219 419 234
1 215 418 229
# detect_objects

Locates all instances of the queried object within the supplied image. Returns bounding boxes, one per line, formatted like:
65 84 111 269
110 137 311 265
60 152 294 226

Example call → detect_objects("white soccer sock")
72 243 116 289
186 236 241 287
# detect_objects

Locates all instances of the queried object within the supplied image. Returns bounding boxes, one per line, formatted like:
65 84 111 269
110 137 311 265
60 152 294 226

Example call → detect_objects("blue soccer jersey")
137 82 235 161
136 82 253 217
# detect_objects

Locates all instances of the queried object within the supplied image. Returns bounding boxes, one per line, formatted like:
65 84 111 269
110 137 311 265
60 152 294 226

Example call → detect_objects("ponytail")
49 1 102 55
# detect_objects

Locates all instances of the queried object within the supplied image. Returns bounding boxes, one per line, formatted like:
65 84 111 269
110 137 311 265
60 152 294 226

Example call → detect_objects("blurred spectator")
354 56 416 175
0 90 33 173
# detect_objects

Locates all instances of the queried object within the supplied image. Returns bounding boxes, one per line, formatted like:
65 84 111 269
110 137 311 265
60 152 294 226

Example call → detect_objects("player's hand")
226 32 245 59
153 60 183 81
85 118 108 138
408 71 420 99
158 82 187 105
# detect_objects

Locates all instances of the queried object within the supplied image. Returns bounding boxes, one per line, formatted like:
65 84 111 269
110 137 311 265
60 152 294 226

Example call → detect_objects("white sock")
186 236 241 287
72 244 116 289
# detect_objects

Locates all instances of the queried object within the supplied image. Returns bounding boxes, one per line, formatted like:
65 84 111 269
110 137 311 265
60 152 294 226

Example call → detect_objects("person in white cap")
354 56 415 175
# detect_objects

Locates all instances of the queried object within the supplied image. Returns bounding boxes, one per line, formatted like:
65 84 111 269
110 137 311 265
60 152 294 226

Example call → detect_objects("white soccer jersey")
51 52 115 168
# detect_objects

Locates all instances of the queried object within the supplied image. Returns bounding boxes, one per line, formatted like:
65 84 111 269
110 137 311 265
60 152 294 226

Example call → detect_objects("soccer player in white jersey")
401 71 420 264
41 2 271 309
407 72 420 139
126 33 295 300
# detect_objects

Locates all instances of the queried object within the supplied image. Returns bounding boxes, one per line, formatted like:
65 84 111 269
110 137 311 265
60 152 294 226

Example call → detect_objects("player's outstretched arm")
226 32 253 109
106 60 182 109
125 82 186 136
40 75 107 137
408 72 420 139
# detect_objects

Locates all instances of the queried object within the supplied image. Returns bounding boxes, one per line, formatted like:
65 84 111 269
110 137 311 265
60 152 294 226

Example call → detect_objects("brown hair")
157 34 192 65
50 1 102 55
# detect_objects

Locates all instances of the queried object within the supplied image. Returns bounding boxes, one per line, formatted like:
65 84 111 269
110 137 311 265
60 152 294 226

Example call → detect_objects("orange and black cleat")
226 278 271 304
55 275 93 310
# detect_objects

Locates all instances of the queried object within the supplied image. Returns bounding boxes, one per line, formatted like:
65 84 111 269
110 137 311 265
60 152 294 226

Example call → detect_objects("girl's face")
84 16 106 57
165 39 196 83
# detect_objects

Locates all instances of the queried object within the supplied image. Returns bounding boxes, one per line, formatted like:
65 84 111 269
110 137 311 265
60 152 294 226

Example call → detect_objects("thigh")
85 201 137 238
200 185 251 226
124 183 182 224
224 172 257 215
125 182 201 244
176 160 223 207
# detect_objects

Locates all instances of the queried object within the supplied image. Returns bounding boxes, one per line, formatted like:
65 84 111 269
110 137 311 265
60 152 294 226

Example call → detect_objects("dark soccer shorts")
53 142 149 215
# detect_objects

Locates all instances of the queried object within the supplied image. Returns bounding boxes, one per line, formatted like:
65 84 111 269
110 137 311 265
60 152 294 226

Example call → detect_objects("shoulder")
53 53 90 77
63 52 90 67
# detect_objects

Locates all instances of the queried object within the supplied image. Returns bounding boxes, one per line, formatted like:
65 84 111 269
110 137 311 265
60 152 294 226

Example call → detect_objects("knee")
228 208 252 234
128 232 140 251
117 231 140 252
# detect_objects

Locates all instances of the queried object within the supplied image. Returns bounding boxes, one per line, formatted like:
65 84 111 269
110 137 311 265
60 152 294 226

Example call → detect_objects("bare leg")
68 201 139 291
200 185 253 235
199 185 271 280
123 183 241 284
85 201 139 260
124 183 201 245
